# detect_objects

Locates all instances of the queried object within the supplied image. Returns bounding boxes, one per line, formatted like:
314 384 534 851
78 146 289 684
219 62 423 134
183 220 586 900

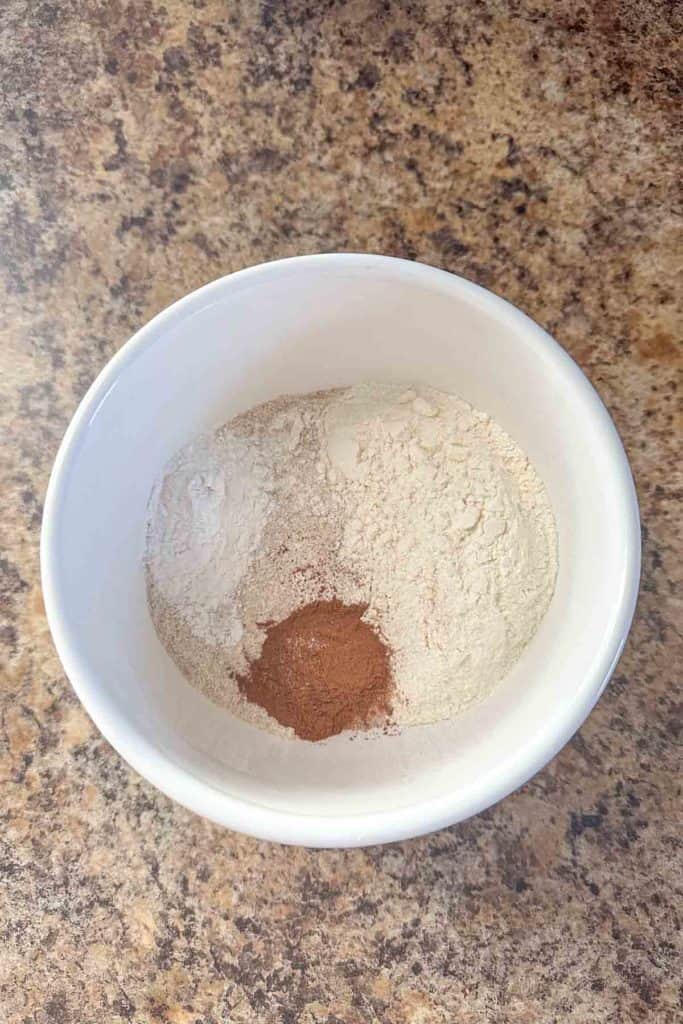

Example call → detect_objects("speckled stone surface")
1 1 681 1021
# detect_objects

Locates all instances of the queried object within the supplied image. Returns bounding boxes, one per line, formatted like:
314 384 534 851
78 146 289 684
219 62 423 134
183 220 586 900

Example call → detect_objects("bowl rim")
40 253 641 847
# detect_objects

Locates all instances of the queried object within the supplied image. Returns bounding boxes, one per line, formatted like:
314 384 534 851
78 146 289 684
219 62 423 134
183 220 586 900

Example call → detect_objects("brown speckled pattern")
1 2 681 1021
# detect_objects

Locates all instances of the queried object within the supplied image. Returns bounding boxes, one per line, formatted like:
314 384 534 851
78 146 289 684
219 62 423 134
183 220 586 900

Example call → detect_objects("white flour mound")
146 429 273 649
321 384 557 725
145 384 558 734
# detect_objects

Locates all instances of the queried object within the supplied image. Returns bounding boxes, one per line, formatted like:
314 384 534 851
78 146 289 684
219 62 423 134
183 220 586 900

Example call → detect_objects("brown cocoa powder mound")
238 600 394 741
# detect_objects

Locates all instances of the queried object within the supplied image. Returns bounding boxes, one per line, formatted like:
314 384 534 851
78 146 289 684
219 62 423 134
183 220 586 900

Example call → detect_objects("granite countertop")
1 1 680 1021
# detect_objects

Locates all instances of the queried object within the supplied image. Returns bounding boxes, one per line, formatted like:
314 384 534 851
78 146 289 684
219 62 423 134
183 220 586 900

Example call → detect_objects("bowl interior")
45 257 637 841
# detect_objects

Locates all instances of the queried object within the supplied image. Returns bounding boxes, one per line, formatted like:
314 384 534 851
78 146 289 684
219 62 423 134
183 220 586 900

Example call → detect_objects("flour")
320 384 557 724
146 429 273 648
145 384 558 736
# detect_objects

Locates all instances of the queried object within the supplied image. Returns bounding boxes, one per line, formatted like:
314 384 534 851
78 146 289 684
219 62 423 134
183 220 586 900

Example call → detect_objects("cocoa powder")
238 600 394 741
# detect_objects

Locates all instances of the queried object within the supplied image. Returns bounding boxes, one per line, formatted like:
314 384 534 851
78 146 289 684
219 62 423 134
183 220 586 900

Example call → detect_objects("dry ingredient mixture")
145 384 558 740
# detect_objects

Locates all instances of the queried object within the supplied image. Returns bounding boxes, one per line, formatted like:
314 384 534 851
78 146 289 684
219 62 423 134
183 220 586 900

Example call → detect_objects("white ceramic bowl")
41 255 640 847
